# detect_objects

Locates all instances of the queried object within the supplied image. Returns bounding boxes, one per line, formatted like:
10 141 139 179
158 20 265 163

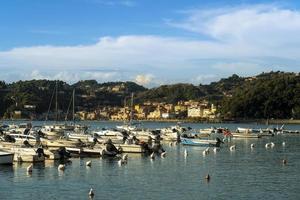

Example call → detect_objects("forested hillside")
1 71 299 119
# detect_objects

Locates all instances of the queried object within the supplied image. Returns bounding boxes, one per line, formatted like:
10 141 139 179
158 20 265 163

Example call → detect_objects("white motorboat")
0 151 14 165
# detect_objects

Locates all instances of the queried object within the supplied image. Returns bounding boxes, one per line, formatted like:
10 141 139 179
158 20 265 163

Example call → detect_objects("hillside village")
76 100 217 121
1 71 300 121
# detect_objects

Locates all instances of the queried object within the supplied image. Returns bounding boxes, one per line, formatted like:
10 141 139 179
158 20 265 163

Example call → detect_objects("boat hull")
0 151 14 165
180 138 218 147
232 133 261 138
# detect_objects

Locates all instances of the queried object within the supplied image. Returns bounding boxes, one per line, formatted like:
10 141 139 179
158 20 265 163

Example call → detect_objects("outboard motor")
4 135 16 143
58 147 71 160
23 140 33 147
36 147 45 157
23 128 30 135
216 137 224 147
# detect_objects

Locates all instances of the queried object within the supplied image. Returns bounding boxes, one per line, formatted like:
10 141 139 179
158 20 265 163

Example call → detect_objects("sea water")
0 121 300 200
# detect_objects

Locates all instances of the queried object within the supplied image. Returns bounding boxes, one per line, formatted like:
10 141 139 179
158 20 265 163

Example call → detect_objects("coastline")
2 118 300 124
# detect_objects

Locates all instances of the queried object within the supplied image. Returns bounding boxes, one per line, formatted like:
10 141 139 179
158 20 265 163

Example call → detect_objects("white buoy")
161 152 167 158
150 152 155 159
205 147 210 153
202 150 208 156
213 147 219 153
205 174 210 181
118 158 126 166
282 159 287 165
184 149 188 157
27 164 33 173
86 160 92 167
250 143 255 148
230 145 236 151
122 154 128 161
270 142 275 148
265 143 271 148
58 164 65 171
282 141 286 146
89 188 94 198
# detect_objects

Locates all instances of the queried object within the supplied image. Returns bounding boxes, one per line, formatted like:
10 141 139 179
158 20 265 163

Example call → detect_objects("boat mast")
72 88 75 123
130 92 134 124
55 80 58 122
46 85 56 121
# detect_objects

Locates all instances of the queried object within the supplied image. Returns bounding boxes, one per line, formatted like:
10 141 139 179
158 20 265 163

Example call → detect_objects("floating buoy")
118 158 126 166
205 147 210 153
150 152 155 159
89 188 94 198
86 160 92 167
213 147 219 153
161 152 167 158
250 143 255 148
122 154 128 161
282 142 286 146
27 164 33 173
265 143 271 148
282 159 287 165
205 174 210 181
270 142 275 148
58 164 65 171
230 145 236 151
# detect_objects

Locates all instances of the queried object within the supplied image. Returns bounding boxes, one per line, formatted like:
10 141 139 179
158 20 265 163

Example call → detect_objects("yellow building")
147 106 167 119
174 105 187 113
187 106 204 118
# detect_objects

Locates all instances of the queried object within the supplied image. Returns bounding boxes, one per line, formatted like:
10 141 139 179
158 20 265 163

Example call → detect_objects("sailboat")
41 81 69 138
64 89 92 142
116 93 138 131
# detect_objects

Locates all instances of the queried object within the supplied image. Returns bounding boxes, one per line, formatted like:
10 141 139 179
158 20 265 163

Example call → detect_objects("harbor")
1 121 300 200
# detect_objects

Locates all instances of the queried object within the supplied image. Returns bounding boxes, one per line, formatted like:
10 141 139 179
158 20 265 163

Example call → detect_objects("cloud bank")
1 4 300 86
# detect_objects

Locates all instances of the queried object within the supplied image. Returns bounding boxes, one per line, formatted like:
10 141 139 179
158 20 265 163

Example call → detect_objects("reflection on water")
1 122 300 200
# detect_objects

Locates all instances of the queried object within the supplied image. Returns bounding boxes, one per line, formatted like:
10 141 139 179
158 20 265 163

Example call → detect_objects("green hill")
1 71 300 120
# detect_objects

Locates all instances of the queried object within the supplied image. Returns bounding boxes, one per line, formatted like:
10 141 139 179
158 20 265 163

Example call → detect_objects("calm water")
1 121 300 200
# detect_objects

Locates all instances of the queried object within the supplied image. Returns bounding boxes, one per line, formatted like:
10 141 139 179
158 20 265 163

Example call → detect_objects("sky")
0 0 300 87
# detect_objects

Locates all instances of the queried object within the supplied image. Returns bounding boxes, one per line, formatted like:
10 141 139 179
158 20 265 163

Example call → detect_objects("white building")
187 106 204 118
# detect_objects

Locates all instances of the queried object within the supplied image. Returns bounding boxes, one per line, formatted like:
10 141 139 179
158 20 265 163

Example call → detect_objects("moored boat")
231 133 261 138
180 137 221 147
0 150 14 165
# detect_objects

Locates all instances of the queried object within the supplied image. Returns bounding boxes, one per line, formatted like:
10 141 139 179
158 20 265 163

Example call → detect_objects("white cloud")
1 4 300 84
169 4 300 49
135 74 154 86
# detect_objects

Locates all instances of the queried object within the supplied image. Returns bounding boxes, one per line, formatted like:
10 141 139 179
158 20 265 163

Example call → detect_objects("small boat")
180 137 220 147
66 147 103 157
0 151 14 165
117 144 145 153
100 149 119 157
6 147 45 163
233 128 262 138
66 132 94 143
93 129 124 140
45 139 82 148
231 133 261 138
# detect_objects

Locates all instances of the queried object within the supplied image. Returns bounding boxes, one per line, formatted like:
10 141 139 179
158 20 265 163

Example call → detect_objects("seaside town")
10 100 217 121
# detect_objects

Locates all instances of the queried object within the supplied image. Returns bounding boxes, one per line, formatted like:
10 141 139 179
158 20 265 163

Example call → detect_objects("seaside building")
187 106 204 118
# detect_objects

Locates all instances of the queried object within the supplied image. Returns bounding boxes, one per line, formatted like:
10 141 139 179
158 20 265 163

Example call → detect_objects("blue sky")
1 0 300 86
